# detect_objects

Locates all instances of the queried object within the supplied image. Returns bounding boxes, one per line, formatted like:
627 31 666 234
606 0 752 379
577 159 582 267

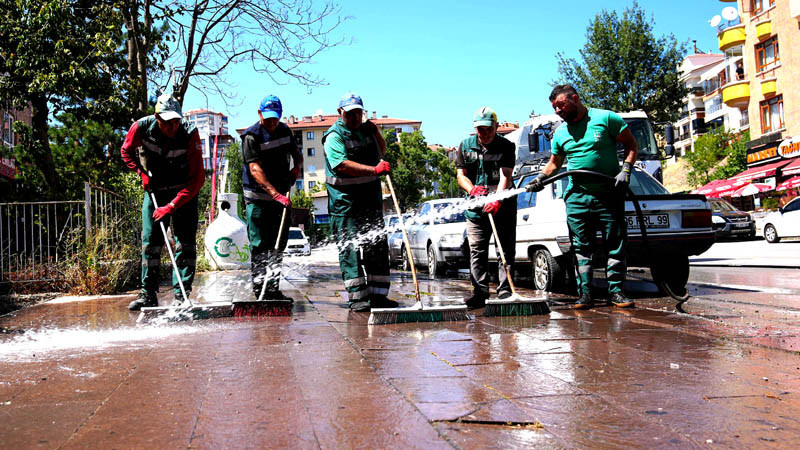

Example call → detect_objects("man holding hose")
323 92 398 312
456 106 517 310
240 95 303 301
527 84 638 309
121 94 205 311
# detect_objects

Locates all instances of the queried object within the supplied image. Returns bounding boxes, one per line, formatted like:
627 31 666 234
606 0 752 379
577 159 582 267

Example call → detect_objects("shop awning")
692 178 749 198
731 182 772 197
776 175 800 191
780 157 800 177
731 159 792 182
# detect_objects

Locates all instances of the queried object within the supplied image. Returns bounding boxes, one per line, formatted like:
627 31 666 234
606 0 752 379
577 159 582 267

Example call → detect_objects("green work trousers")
565 189 627 296
246 200 290 295
330 212 390 303
141 192 198 297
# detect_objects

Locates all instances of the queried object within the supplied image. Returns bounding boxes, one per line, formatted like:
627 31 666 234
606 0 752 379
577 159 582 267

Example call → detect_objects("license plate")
626 214 669 229
734 223 749 228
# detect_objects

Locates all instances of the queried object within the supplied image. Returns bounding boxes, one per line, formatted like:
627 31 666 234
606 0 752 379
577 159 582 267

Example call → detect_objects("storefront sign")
747 146 778 164
0 157 15 180
778 137 800 159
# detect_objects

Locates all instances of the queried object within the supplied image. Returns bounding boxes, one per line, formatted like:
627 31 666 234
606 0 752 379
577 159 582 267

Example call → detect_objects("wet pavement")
2 250 800 448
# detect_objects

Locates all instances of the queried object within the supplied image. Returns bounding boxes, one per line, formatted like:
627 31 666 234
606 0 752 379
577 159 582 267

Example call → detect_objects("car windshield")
432 202 465 224
710 199 737 212
289 230 304 239
619 118 659 160
387 216 398 228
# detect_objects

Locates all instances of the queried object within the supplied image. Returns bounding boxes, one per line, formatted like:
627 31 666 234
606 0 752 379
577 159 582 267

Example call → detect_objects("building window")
760 95 784 133
308 164 316 174
755 36 779 72
308 180 316 189
2 113 14 147
306 131 314 140
307 147 315 157
752 0 775 14
293 131 303 146
295 180 303 191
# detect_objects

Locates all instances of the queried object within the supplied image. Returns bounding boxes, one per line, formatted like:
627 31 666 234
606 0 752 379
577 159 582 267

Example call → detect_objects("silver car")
405 199 468 277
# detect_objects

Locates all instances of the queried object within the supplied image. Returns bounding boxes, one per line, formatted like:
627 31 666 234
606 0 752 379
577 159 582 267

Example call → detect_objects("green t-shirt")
552 108 627 192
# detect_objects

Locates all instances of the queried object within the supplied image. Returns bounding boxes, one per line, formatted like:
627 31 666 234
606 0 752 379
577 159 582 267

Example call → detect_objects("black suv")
709 198 755 239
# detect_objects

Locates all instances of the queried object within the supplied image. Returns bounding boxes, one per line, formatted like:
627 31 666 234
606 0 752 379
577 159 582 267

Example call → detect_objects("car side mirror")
663 124 675 157
528 132 538 153
779 207 784 214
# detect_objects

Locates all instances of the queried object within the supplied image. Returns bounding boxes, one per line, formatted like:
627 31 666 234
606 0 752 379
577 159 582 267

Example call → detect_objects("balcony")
756 20 772 40
761 78 777 96
722 81 750 108
718 24 746 52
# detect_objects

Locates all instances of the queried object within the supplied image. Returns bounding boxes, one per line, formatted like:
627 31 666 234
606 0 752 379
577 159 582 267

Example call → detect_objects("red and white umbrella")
776 175 800 192
730 182 772 197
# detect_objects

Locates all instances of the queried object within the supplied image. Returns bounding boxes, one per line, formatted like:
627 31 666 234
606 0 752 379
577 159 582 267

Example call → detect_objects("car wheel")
532 249 561 292
764 224 780 243
651 254 690 298
401 251 411 271
427 244 443 278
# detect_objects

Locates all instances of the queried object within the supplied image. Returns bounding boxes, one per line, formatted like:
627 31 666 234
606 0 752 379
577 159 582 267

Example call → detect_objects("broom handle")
149 192 191 305
386 174 421 304
259 191 290 302
488 213 516 295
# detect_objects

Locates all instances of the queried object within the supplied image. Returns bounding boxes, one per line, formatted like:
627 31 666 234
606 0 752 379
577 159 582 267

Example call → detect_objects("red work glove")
483 200 501 215
140 172 150 191
469 185 488 197
152 203 175 221
274 193 291 208
374 160 391 175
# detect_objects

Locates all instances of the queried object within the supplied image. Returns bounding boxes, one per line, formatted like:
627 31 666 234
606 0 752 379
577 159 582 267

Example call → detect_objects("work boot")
573 292 593 310
464 292 488 310
348 300 371 312
171 291 191 307
497 291 513 300
610 292 635 308
128 290 158 311
370 296 399 309
265 291 294 303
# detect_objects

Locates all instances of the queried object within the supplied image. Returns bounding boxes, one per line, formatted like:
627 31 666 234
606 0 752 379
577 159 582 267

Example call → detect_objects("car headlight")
712 215 726 224
440 233 463 246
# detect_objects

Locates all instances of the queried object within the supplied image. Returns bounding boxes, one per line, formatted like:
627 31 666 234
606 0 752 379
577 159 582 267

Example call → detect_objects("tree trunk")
30 95 58 195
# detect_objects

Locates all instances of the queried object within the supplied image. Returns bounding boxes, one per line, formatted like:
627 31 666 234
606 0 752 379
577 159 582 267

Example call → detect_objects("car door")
408 202 431 263
780 198 800 237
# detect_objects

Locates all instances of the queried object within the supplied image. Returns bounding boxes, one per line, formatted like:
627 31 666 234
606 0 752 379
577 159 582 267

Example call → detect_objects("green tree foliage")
291 183 323 211
382 130 457 211
0 0 132 196
555 1 687 123
685 129 749 187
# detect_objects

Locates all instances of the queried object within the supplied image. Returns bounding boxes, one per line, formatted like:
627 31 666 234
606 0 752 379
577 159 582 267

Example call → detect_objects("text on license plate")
625 214 669 229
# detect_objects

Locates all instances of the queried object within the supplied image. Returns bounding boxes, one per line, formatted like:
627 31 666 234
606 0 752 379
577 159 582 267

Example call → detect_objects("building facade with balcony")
718 0 800 171
183 109 235 171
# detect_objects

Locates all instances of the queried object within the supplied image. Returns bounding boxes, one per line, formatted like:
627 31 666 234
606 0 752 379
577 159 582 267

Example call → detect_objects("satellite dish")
722 7 739 21
709 15 722 27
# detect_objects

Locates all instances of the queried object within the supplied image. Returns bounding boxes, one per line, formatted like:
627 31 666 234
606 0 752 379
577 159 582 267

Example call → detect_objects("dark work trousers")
466 204 516 297
245 200 290 296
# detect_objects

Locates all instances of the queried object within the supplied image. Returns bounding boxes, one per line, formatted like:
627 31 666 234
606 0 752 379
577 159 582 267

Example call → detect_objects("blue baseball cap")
338 92 364 112
259 95 282 119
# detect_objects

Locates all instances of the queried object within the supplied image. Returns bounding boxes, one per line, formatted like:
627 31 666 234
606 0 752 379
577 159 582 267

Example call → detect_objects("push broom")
368 174 472 325
483 213 550 316
137 191 232 323
232 192 293 317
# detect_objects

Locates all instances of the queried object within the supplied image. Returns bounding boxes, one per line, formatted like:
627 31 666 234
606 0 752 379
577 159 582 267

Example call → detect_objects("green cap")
155 94 182 121
473 106 497 127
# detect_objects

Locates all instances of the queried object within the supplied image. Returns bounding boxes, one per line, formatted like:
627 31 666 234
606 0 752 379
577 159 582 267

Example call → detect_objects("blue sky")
183 0 728 147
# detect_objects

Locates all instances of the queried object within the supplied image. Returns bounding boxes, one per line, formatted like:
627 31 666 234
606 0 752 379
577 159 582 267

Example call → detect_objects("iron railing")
0 182 136 284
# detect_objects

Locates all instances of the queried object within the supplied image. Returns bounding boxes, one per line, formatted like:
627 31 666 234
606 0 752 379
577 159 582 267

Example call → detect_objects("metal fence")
0 183 135 284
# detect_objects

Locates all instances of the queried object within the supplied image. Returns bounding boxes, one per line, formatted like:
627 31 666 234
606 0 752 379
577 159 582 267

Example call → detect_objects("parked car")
709 198 756 239
761 196 800 243
386 213 413 268
497 163 715 296
285 227 311 256
404 198 469 277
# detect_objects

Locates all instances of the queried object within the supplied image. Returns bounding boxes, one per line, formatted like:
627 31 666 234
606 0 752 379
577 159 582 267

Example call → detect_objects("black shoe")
171 291 191 307
573 292 593 310
349 300 371 312
266 291 294 302
610 292 635 308
465 292 488 310
370 296 399 309
128 291 158 311
497 292 513 300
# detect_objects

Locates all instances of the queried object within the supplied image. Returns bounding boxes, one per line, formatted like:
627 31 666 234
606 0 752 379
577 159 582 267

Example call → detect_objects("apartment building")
716 0 800 171
0 106 32 182
183 109 235 171
285 111 422 193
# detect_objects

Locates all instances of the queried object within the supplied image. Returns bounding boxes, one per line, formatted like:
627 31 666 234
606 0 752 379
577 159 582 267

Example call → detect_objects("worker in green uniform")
121 94 205 310
240 95 303 300
527 84 638 309
456 106 517 309
323 93 399 312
